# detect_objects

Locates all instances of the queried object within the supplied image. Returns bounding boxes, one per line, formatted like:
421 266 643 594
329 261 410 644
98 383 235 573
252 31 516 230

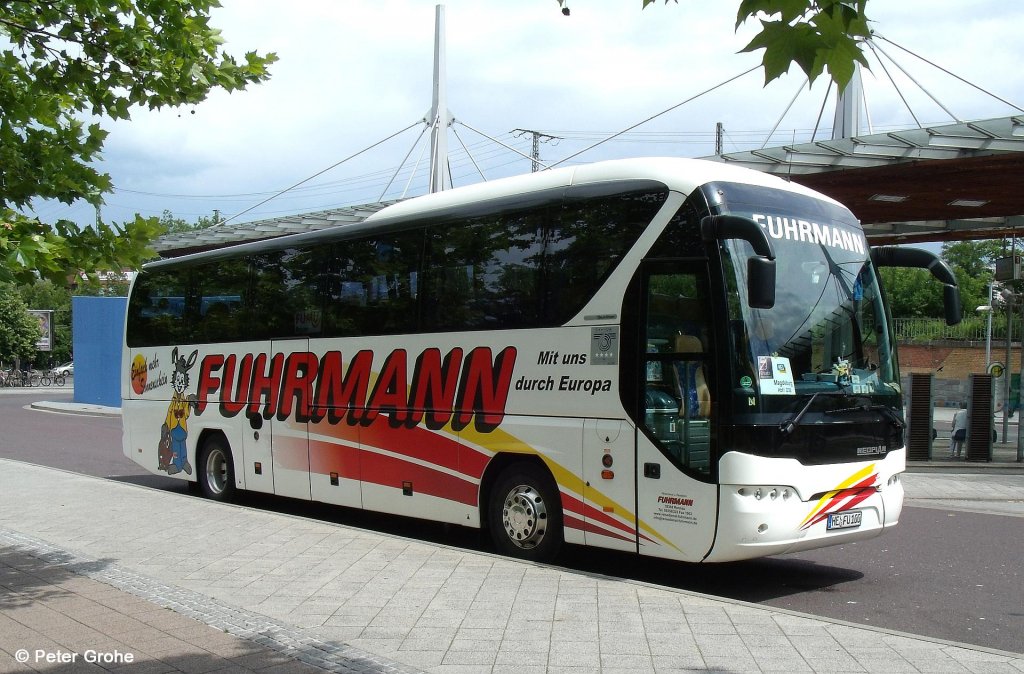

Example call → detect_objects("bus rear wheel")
488 463 562 563
198 437 236 502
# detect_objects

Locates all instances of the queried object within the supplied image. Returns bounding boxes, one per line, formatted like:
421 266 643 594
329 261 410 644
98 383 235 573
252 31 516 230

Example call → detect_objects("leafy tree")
880 239 1009 320
1 213 161 287
17 279 72 366
879 267 942 319
557 0 871 89
735 0 869 88
157 210 221 236
941 240 1004 316
0 283 40 366
0 1 276 285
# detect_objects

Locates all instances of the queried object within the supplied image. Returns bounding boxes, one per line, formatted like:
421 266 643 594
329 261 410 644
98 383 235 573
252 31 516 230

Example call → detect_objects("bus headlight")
738 486 795 501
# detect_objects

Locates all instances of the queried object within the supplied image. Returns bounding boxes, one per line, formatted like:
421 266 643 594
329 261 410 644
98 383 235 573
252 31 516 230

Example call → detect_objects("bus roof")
143 157 841 270
368 157 837 224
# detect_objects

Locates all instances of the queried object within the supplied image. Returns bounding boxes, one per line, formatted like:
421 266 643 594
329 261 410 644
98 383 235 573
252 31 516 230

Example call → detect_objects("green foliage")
882 240 1011 323
157 209 221 235
564 0 873 89
880 267 942 318
736 0 870 88
1 207 163 286
0 282 40 365
0 1 276 284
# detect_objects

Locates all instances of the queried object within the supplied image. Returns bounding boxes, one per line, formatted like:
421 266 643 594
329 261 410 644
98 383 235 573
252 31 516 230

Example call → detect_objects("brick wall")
899 342 1021 379
898 342 1020 408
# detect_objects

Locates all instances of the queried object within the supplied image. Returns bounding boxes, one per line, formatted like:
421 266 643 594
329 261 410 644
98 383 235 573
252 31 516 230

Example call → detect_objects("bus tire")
488 462 562 563
197 436 236 502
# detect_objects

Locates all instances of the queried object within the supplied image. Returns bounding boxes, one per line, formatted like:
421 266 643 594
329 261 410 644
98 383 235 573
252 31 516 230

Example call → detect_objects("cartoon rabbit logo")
158 347 199 475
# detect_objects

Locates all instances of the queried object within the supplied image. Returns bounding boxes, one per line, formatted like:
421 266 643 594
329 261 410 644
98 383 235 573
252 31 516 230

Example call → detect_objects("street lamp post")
987 283 994 368
1005 295 1013 442
978 282 994 369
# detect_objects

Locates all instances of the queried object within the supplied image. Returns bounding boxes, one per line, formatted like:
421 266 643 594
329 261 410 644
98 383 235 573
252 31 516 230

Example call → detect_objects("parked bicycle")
1 369 30 387
0 367 66 387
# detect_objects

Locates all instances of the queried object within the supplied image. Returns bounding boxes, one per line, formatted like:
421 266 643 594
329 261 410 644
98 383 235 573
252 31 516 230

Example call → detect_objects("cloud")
34 0 1024 226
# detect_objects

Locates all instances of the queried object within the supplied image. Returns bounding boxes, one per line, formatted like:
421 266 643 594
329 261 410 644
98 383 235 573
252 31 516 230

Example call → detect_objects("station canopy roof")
154 115 1024 256
153 201 398 257
707 115 1024 245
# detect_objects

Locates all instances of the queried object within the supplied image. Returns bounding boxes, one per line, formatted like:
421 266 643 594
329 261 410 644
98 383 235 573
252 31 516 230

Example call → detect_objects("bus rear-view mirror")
748 257 776 309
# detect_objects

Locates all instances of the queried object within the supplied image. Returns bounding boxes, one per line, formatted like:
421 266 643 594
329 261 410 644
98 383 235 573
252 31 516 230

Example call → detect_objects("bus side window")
126 270 190 348
365 232 422 334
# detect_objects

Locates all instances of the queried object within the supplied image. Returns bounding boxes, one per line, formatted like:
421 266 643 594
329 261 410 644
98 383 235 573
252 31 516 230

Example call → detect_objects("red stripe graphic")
308 438 360 480
300 415 492 479
563 513 635 544
559 492 647 543
800 474 879 530
360 450 478 506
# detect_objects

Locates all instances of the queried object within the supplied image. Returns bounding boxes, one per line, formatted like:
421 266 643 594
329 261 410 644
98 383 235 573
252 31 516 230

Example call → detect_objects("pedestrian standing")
950 405 968 458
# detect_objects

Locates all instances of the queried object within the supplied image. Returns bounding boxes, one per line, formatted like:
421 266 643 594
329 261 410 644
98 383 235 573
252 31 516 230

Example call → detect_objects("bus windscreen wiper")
779 389 859 435
779 392 822 435
824 403 905 430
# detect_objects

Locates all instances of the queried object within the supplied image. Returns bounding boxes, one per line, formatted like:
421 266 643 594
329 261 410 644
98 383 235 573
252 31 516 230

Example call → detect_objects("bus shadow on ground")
104 479 863 605
557 546 864 603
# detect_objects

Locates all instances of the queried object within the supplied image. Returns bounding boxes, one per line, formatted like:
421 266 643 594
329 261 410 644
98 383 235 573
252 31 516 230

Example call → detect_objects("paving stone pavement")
0 458 1022 674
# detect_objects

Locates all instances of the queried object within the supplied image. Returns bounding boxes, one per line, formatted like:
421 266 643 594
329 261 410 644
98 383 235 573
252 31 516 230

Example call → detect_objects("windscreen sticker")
757 356 795 395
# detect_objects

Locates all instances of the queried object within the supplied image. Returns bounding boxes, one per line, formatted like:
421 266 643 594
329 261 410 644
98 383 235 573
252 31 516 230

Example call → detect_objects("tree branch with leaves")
557 0 871 90
0 0 277 283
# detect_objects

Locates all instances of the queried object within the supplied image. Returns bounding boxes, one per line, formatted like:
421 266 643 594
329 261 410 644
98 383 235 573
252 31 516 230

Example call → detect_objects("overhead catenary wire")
546 64 761 168
453 119 549 169
810 79 834 143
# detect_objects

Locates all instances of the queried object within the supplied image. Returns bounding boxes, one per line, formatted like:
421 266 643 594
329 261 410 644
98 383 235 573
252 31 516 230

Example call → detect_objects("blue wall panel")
72 296 126 408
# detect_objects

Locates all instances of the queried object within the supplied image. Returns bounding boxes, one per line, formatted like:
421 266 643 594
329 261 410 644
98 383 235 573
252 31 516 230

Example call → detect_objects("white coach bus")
122 157 961 563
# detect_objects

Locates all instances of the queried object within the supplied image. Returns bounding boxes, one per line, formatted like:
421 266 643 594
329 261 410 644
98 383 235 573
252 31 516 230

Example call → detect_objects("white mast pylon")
426 4 452 193
832 63 864 139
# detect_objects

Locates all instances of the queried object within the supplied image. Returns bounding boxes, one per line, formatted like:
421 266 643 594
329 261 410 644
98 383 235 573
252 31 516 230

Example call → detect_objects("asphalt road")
2 390 1021 654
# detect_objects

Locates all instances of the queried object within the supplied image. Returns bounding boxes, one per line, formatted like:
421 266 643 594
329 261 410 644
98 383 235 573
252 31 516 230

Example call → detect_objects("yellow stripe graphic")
799 463 876 528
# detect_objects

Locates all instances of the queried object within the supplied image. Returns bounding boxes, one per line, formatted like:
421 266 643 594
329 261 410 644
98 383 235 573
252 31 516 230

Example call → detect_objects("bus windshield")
713 184 900 416
732 238 898 408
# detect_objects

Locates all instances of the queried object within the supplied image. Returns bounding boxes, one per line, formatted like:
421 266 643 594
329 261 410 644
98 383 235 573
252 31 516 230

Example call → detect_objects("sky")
29 0 1024 229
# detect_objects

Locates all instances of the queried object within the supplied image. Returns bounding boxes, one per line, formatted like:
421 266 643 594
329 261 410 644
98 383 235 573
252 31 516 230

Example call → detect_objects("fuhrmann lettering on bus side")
192 346 517 433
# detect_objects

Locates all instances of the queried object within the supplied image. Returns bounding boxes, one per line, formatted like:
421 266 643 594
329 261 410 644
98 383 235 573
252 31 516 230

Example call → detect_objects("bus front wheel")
488 463 563 563
198 437 236 502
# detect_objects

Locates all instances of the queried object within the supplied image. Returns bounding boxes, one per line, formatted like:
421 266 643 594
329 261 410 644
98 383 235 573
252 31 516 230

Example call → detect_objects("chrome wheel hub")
501 485 548 549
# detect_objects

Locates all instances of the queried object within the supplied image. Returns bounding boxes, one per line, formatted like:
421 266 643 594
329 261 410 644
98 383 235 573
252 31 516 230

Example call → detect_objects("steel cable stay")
400 139 431 200
872 33 1024 115
864 39 944 127
220 120 423 226
378 123 431 202
546 64 762 169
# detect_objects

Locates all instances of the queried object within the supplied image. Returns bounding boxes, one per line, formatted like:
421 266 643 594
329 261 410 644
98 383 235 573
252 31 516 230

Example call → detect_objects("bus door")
270 338 312 501
634 264 719 562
